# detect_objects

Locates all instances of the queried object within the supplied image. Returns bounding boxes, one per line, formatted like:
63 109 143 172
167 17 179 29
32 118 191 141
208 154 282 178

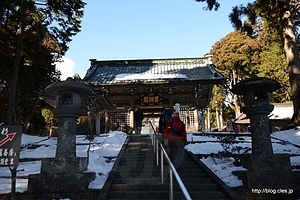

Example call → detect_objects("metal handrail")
148 122 192 200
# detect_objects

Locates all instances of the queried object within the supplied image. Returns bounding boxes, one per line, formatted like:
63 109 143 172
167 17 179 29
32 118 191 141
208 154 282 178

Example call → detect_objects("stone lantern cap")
44 77 93 97
231 77 281 95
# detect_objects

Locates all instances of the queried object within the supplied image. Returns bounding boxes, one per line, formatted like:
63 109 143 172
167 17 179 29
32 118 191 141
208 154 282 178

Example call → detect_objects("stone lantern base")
41 157 88 173
240 154 291 171
27 157 95 193
233 154 300 189
28 172 96 193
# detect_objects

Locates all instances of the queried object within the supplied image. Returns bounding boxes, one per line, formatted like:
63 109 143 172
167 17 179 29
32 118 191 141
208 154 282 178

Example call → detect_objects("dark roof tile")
83 57 225 84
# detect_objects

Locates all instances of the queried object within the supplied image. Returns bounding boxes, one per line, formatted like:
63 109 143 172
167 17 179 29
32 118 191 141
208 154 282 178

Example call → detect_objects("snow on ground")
0 128 300 195
0 131 127 194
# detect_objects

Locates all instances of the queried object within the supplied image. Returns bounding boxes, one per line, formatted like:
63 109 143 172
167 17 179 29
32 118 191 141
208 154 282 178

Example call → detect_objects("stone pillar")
220 108 223 129
229 119 233 132
95 114 101 135
194 109 199 130
207 108 210 131
243 104 274 155
216 108 220 130
56 118 77 158
105 111 110 133
198 110 205 132
130 110 134 129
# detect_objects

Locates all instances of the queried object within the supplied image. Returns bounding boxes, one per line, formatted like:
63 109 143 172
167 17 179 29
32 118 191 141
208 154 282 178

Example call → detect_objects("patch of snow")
115 73 187 80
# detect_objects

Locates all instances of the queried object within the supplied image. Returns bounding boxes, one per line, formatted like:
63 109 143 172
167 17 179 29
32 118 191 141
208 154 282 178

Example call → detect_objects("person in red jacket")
164 112 187 170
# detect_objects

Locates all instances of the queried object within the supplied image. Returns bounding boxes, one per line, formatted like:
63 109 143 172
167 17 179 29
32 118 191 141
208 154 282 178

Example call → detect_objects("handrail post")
169 167 173 200
155 136 157 153
161 149 164 183
156 138 159 165
153 134 155 153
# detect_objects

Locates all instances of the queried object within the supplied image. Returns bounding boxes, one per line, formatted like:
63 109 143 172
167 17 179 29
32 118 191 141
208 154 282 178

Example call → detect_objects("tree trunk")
22 98 40 133
229 70 241 118
5 1 25 125
281 2 300 124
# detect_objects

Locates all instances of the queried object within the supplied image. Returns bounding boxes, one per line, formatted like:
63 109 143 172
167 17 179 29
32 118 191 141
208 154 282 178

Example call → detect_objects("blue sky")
56 0 252 80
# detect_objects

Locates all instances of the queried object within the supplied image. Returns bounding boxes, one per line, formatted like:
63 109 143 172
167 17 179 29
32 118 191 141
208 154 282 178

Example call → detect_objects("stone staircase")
98 134 243 200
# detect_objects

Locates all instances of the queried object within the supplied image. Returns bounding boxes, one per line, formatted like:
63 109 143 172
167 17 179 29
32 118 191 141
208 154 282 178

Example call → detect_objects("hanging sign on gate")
141 94 162 105
0 126 22 167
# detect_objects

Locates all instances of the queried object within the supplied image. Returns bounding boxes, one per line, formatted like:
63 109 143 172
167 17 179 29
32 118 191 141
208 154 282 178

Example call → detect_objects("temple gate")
83 56 225 133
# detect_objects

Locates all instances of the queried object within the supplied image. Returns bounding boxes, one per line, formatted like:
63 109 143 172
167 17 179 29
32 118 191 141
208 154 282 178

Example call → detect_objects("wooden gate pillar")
194 109 199 131
105 112 109 133
130 110 134 130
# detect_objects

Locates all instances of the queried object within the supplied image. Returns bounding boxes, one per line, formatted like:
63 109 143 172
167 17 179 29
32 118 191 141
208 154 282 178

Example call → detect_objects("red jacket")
164 117 187 143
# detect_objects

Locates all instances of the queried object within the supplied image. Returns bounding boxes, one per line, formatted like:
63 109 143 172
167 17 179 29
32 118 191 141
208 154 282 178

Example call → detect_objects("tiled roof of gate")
83 57 225 85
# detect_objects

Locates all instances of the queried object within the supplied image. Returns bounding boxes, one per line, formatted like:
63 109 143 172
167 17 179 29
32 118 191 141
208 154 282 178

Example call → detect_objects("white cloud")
55 57 75 80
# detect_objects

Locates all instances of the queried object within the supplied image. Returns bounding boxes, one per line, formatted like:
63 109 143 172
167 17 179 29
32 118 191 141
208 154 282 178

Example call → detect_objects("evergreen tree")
197 0 298 124
0 0 86 129
258 37 290 102
209 31 262 118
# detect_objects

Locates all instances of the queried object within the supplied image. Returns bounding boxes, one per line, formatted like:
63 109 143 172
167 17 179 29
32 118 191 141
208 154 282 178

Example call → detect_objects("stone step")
116 166 166 174
110 182 221 191
108 199 230 200
177 172 209 178
118 156 156 161
112 177 161 185
166 176 214 184
100 135 236 200
125 146 152 150
107 190 228 199
118 159 157 166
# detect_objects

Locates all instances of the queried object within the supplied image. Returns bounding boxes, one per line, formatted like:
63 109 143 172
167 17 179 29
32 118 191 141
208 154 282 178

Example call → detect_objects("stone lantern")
28 77 96 192
231 77 300 191
232 77 280 155
44 77 92 160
